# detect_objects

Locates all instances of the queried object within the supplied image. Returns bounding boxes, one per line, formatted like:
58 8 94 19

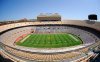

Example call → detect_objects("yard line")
68 34 78 41
20 35 31 43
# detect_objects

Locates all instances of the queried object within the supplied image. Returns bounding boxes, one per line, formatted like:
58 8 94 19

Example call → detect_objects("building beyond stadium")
0 13 100 62
37 13 61 21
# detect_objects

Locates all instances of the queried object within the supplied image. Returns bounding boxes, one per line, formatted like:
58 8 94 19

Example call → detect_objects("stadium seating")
0 21 100 62
0 26 98 46
4 46 83 61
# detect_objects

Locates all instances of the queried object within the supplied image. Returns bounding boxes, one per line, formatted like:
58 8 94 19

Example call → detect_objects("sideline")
20 35 31 43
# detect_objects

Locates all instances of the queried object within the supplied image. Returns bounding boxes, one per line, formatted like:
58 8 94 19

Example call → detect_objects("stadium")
0 13 100 62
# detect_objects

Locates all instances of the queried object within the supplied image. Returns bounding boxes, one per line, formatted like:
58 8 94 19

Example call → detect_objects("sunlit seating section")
4 46 82 61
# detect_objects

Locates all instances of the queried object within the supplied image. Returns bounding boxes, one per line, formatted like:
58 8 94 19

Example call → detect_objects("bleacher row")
1 41 91 62
0 27 32 46
3 46 90 62
0 21 62 32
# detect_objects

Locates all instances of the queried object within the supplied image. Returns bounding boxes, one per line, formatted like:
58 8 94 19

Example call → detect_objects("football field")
16 33 82 48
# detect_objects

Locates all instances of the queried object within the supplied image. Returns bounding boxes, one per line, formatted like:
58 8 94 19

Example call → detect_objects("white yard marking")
20 35 30 43
68 34 78 41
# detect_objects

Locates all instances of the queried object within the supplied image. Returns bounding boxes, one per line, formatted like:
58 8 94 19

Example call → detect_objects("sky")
0 0 100 21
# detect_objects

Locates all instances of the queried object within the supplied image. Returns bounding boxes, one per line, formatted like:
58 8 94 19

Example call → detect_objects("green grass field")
16 33 82 48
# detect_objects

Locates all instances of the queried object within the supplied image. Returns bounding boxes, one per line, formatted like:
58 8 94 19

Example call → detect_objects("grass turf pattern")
16 33 82 48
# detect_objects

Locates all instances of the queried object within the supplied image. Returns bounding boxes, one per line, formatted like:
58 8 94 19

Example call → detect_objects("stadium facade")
0 13 100 62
